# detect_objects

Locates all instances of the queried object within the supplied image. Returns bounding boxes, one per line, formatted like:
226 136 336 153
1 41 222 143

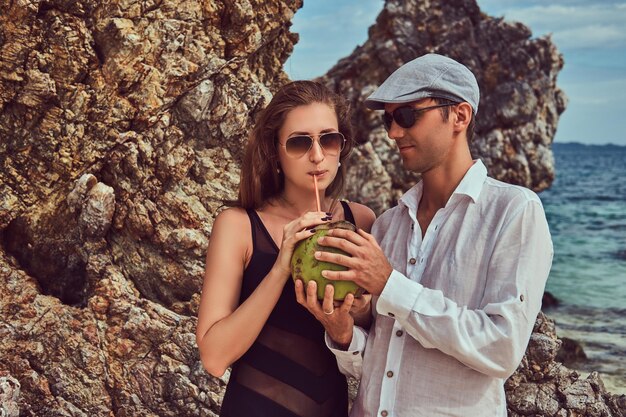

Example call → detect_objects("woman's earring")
277 167 281 174
338 162 342 167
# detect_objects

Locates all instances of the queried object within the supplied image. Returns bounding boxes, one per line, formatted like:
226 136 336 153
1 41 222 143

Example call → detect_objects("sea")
538 142 626 395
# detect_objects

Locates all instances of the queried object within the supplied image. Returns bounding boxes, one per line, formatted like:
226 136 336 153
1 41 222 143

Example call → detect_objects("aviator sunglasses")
383 103 459 131
279 132 346 158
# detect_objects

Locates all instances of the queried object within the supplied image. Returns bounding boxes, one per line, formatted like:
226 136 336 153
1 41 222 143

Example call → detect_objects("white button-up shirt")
327 160 553 417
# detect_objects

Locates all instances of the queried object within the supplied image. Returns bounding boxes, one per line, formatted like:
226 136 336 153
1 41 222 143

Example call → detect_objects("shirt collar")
453 159 487 203
398 181 422 215
398 159 487 210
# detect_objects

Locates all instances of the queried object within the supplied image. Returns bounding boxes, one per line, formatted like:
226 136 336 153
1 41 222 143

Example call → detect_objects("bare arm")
346 202 376 328
195 208 330 377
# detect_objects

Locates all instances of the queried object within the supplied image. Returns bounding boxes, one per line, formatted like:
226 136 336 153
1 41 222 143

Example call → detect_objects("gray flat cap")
365 53 480 114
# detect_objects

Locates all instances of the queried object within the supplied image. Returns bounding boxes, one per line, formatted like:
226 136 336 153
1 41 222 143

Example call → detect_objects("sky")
284 0 626 145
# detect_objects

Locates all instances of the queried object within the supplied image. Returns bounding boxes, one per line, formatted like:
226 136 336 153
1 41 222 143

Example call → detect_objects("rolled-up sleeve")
325 326 368 379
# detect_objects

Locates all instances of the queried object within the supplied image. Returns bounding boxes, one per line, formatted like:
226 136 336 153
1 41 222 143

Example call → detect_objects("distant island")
554 141 626 149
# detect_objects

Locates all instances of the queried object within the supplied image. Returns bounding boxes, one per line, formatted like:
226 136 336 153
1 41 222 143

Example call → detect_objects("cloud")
489 3 626 49
554 25 626 49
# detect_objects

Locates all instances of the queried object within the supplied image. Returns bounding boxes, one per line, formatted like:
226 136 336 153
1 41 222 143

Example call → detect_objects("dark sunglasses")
383 103 459 131
279 132 346 158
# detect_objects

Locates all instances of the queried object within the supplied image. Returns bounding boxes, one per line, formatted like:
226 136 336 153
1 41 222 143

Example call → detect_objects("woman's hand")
295 280 356 349
273 211 332 278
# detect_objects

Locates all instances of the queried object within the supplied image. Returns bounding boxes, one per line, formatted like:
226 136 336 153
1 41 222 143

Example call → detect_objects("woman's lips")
308 170 328 177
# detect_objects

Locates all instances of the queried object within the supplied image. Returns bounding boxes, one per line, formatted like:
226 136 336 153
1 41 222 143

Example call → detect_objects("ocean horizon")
539 141 626 394
554 141 626 148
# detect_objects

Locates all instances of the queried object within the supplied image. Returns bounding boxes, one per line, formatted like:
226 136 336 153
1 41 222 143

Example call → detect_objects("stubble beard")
400 151 428 174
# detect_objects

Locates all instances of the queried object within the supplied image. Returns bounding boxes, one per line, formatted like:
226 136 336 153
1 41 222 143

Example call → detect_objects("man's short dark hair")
433 97 475 142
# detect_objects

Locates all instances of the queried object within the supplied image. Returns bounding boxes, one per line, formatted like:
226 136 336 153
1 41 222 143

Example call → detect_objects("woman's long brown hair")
238 81 354 210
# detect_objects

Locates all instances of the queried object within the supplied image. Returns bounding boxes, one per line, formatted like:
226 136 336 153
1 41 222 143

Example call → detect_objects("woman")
196 81 375 417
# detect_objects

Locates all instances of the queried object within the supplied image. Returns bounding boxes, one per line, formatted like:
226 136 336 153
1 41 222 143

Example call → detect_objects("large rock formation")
1 0 300 415
321 0 567 214
0 0 622 416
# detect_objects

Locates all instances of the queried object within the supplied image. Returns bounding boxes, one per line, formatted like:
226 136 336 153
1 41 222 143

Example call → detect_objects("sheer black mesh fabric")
219 205 354 417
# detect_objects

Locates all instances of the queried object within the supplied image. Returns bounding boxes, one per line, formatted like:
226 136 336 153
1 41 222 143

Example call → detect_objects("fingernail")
321 216 332 221
309 228 317 233
321 271 327 278
326 212 332 216
315 251 321 258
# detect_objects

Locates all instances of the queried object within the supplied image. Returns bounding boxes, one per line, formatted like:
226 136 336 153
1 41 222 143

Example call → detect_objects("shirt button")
396 330 404 337
381 411 388 417
387 370 394 378
409 258 416 264
352 351 360 355
388 312 395 318
520 294 524 302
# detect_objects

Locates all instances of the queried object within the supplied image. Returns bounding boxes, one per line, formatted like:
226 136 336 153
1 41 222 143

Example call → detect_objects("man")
294 53 553 416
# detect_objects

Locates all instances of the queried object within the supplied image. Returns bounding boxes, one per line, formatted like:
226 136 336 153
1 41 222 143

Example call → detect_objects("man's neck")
419 149 474 212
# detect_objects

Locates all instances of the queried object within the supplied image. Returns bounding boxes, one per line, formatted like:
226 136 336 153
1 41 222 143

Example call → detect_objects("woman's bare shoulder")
213 206 249 228
346 201 376 233
211 207 251 247
209 207 252 264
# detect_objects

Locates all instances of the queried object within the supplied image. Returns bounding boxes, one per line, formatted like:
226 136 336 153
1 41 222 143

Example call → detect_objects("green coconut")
291 220 363 300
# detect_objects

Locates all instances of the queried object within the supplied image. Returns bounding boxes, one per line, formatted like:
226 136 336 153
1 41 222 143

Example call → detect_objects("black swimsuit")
219 202 355 417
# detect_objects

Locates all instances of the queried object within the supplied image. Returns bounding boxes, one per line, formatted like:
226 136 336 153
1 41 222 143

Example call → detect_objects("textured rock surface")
320 0 567 214
1 0 298 415
0 375 20 417
0 0 622 416
506 313 625 417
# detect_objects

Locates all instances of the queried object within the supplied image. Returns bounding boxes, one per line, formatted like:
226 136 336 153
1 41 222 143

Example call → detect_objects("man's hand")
316 228 393 296
339 294 372 328
295 280 355 349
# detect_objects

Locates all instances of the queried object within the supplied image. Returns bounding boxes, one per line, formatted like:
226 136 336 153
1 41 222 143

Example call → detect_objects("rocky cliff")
1 0 299 415
0 0 623 416
321 0 567 214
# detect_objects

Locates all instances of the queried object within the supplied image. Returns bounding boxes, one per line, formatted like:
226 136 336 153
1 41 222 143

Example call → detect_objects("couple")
196 54 553 417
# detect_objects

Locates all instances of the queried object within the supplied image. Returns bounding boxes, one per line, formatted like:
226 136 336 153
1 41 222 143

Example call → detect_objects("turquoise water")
539 142 626 394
